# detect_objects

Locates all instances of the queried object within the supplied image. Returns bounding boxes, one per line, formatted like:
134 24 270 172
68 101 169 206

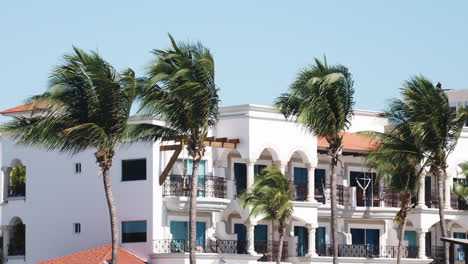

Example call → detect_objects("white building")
0 95 467 264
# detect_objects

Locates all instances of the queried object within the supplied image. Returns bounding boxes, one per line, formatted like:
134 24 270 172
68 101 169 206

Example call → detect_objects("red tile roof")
35 245 146 264
318 132 376 152
0 103 48 114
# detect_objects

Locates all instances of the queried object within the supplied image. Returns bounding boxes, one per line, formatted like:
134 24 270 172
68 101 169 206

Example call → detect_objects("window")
74 223 81 234
122 220 147 243
75 163 82 174
122 159 146 181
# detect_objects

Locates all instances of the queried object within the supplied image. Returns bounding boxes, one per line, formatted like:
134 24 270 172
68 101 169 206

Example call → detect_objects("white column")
305 224 318 257
275 161 287 175
444 175 451 209
247 161 256 190
417 230 428 259
247 222 256 255
416 172 427 208
307 164 317 202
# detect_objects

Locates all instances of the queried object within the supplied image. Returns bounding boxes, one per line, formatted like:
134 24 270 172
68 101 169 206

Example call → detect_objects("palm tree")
275 57 354 264
239 167 294 264
453 163 468 203
0 47 139 264
400 76 467 264
360 103 423 264
135 34 218 264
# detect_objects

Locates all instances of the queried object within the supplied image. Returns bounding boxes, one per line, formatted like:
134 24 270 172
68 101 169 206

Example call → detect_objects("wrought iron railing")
337 185 351 206
254 240 288 262
315 244 418 258
426 246 445 263
8 184 25 198
318 184 352 205
425 190 468 210
163 175 227 199
315 185 326 204
293 183 308 201
380 188 400 207
153 239 249 254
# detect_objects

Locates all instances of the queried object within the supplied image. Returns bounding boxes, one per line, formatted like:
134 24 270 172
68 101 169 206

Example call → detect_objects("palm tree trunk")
101 162 118 264
189 157 201 264
277 226 285 264
396 198 410 264
330 152 339 264
436 168 449 264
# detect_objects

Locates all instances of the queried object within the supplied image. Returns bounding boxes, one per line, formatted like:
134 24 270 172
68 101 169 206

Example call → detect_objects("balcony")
153 239 248 254
293 183 308 201
163 175 230 212
163 175 227 199
315 184 352 206
153 239 288 261
316 244 419 259
355 187 399 207
425 191 468 210
254 240 288 262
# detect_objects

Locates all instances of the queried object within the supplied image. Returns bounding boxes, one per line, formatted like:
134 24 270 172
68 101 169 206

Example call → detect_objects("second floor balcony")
163 175 227 199
163 175 230 212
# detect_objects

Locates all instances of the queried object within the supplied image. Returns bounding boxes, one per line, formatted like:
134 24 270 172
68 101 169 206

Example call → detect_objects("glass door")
294 168 308 201
294 226 309 256
234 163 247 196
188 160 206 197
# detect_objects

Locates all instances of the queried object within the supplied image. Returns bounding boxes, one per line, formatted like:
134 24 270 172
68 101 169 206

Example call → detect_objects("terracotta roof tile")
35 245 146 264
318 132 376 152
0 103 49 114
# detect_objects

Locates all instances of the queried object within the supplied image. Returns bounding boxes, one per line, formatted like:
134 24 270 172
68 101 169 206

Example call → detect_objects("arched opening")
7 217 25 256
289 150 310 202
6 159 26 198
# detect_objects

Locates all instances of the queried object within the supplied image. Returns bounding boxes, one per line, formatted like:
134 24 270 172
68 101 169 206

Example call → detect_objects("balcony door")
294 168 308 201
234 224 247 253
316 227 326 253
170 221 206 250
453 232 466 261
234 163 247 196
351 228 380 256
187 160 206 197
294 226 309 256
315 169 326 203
254 225 268 253
350 171 377 207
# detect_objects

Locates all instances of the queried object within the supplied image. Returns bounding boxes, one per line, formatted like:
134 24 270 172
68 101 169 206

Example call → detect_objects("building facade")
0 101 467 264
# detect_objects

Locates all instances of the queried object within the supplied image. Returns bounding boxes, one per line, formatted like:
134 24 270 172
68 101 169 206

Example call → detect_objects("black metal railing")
337 185 351 206
8 184 25 198
316 185 351 205
426 246 445 263
163 175 227 199
293 183 308 201
315 185 326 204
153 239 249 254
425 191 468 210
254 240 288 262
380 188 400 207
316 244 418 258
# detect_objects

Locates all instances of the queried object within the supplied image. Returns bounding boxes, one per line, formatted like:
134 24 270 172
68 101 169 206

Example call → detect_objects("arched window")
8 217 25 256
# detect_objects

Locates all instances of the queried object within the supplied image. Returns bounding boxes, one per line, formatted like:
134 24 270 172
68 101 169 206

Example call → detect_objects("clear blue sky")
1 1 468 122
